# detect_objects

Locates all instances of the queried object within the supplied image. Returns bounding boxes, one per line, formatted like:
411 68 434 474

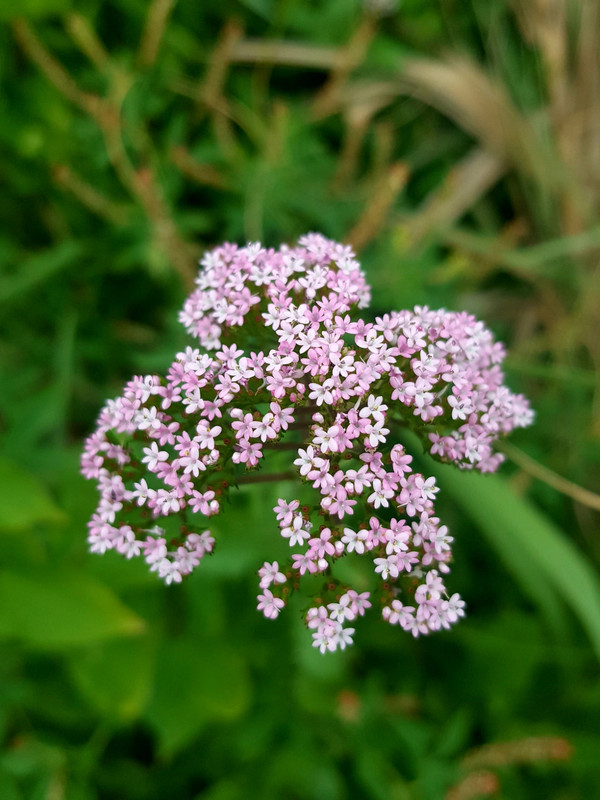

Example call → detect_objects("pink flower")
257 589 285 619
82 233 533 653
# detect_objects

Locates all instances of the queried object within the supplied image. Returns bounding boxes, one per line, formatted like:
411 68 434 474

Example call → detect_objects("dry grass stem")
442 225 600 278
13 19 197 289
333 110 371 190
338 78 399 116
312 17 377 119
52 165 130 224
231 38 340 70
198 20 244 110
400 56 560 193
445 770 499 800
133 168 198 289
196 20 244 158
12 19 101 117
513 0 568 109
499 442 600 511
169 146 229 189
462 736 572 770
64 12 110 71
407 148 506 244
137 0 177 68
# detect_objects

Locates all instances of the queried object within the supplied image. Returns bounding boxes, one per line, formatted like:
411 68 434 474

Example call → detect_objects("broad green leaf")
69 635 156 721
0 457 65 531
0 572 144 649
432 464 600 659
144 638 250 757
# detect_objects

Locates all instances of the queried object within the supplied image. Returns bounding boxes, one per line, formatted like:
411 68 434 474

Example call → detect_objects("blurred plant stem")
12 17 197 289
137 0 177 69
500 442 600 512
346 162 409 252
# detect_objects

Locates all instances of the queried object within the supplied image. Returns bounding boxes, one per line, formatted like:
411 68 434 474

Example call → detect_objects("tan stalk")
52 165 130 224
406 148 506 245
572 0 600 220
400 56 558 192
230 38 340 70
445 770 498 800
312 17 377 119
12 19 101 116
333 107 372 191
137 0 177 68
169 146 229 189
196 20 244 158
13 19 196 288
346 162 408 253
461 736 572 770
499 442 600 511
64 12 110 71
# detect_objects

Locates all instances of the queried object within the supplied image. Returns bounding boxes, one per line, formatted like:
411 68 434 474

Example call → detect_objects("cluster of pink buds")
81 234 533 652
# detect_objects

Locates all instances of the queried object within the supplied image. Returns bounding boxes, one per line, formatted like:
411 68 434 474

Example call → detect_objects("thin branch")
52 164 130 224
169 146 229 189
132 167 198 289
312 17 377 119
64 12 110 71
196 19 244 158
499 442 600 512
14 19 196 289
12 18 101 116
198 19 244 109
461 736 572 770
346 162 409 252
231 38 340 70
137 0 177 69
406 148 506 245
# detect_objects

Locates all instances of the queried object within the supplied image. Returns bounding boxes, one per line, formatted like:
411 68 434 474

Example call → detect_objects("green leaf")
144 638 251 757
69 635 156 721
0 572 145 649
432 464 600 659
0 457 65 531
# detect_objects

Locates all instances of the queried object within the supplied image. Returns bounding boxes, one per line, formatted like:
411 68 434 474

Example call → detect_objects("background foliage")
1 0 600 798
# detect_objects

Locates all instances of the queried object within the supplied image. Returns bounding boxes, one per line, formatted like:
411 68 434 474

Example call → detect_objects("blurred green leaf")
0 572 145 649
0 0 71 20
0 767 23 800
455 611 548 712
432 465 600 660
0 241 83 305
0 457 65 531
236 0 273 21
355 747 410 800
144 638 251 757
69 635 156 722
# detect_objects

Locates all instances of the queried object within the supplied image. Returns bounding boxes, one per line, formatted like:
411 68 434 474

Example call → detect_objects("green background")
1 0 599 797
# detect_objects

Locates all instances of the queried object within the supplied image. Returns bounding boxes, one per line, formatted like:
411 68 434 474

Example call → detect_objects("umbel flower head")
81 234 534 653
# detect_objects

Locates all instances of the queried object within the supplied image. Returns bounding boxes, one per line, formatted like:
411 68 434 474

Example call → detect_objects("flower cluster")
81 234 533 652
